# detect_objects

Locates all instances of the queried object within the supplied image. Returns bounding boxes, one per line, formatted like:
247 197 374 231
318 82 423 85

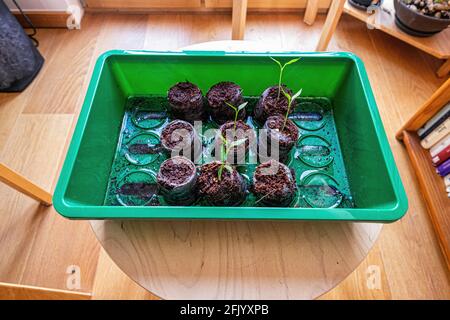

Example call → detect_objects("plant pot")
216 120 256 164
161 120 202 162
394 0 450 37
206 81 245 124
258 115 299 163
252 160 297 207
254 85 296 124
157 156 197 205
168 81 204 122
348 0 382 10
197 161 247 206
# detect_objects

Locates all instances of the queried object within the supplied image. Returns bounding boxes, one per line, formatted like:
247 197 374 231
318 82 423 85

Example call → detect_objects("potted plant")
258 85 301 163
197 136 247 206
252 160 297 207
168 81 205 122
206 81 245 124
214 101 256 164
394 0 450 36
157 156 197 205
253 57 300 124
160 119 202 161
197 161 247 206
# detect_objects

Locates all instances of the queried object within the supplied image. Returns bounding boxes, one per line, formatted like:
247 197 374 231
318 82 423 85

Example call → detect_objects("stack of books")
418 103 450 197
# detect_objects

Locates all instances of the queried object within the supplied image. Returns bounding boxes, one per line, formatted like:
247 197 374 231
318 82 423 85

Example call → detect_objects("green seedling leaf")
237 102 248 111
224 164 234 174
292 88 303 101
225 101 247 132
228 138 247 149
281 86 291 101
217 164 224 181
284 57 301 66
269 57 282 68
220 143 227 162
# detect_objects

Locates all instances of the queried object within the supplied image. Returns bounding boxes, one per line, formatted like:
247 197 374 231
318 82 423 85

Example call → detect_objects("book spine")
437 158 450 177
420 118 450 149
445 174 450 190
431 144 450 166
430 133 450 157
446 175 450 198
417 103 450 136
418 111 450 139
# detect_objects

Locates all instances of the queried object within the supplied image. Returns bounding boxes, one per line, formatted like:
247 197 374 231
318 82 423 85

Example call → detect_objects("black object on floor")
0 0 44 92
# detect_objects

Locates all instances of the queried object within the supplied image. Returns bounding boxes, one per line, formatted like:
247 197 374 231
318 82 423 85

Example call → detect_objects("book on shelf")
430 134 450 158
436 158 450 177
420 117 450 149
431 144 450 166
445 171 450 199
417 103 450 137
418 110 450 140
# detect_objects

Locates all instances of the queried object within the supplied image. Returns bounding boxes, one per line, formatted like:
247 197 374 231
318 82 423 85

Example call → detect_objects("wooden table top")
90 41 383 300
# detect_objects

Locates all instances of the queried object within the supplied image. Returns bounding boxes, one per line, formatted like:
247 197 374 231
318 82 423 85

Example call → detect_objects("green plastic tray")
54 50 408 221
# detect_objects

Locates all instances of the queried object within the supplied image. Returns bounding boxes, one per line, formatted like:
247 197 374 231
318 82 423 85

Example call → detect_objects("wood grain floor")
0 12 449 299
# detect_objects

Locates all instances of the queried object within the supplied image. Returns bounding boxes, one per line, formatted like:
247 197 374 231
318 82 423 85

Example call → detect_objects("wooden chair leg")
232 0 248 40
304 0 320 25
0 163 52 206
316 0 346 51
437 59 450 78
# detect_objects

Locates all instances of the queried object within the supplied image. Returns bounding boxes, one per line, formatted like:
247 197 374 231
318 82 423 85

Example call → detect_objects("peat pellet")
161 120 202 162
258 115 299 163
254 85 296 124
197 161 247 206
216 120 255 165
252 160 297 207
157 156 197 205
168 82 204 122
206 81 245 124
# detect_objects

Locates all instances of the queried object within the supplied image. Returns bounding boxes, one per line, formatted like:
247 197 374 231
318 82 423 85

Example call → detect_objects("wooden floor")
0 12 449 300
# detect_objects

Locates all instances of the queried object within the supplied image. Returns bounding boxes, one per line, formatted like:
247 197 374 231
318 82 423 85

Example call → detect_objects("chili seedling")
225 101 248 132
217 133 247 181
270 57 301 100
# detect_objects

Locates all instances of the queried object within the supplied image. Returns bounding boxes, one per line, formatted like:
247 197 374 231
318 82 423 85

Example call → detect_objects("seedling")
225 101 248 132
281 87 303 131
217 134 247 181
270 57 301 100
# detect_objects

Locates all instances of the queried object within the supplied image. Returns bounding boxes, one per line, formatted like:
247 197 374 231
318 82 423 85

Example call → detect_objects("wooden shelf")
397 78 450 271
401 131 450 269
344 0 450 60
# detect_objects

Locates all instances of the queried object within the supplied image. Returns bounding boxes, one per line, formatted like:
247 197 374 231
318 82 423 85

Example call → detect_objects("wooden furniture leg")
0 163 52 206
232 0 248 40
437 59 450 78
304 0 320 25
316 0 346 51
